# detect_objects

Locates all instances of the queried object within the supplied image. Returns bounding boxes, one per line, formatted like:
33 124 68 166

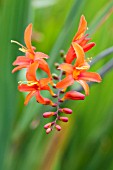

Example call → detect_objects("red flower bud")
62 91 85 101
55 124 61 131
62 108 72 114
46 128 52 134
52 73 59 80
58 116 68 122
43 112 56 118
44 122 54 129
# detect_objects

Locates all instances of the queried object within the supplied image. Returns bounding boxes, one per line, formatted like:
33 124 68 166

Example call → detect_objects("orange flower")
56 42 102 95
12 24 51 78
65 15 95 64
18 62 56 106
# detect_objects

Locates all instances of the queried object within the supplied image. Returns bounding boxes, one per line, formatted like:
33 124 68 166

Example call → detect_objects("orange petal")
18 84 36 92
39 77 51 88
26 61 39 81
72 42 85 67
24 24 34 53
63 90 85 100
56 75 74 89
35 91 46 104
73 15 87 41
12 56 31 66
38 59 52 78
78 80 89 95
58 63 73 73
12 65 28 73
79 72 102 82
24 91 36 105
35 52 49 59
65 45 76 64
83 42 95 52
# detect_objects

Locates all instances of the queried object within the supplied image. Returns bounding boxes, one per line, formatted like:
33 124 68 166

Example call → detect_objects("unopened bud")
52 94 58 98
44 122 54 129
55 124 61 131
43 112 56 118
52 83 56 88
52 73 59 80
58 116 68 122
54 63 59 69
62 108 72 114
46 128 52 134
52 103 57 107
58 98 64 103
60 50 65 57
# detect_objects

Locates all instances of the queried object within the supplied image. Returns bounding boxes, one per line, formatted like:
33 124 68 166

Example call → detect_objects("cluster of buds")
12 15 102 134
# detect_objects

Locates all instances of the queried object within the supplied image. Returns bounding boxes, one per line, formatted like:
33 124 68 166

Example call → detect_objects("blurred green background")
0 0 113 170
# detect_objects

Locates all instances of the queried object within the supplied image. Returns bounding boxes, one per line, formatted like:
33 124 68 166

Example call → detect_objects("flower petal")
12 56 31 66
72 42 85 67
39 77 51 88
24 91 36 105
56 75 74 89
24 24 34 54
58 63 73 73
26 61 39 81
79 72 102 82
73 15 87 41
35 52 49 59
65 45 76 64
38 59 52 78
63 90 85 100
35 91 46 104
18 84 36 92
78 80 89 95
12 65 28 73
83 42 95 52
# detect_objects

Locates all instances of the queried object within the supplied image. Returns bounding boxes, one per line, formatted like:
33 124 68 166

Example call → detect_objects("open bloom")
12 24 51 78
56 42 102 95
65 15 95 64
18 62 56 106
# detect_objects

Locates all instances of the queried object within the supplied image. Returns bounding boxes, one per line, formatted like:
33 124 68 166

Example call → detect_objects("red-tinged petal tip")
62 108 73 114
79 72 102 83
83 42 96 52
63 91 85 100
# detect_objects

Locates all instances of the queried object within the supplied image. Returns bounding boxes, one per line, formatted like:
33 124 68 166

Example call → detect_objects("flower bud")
59 108 72 114
52 73 59 80
52 103 57 107
52 83 56 88
55 124 61 131
54 63 59 69
46 128 52 134
62 91 85 101
60 50 65 57
43 112 56 118
44 122 54 129
58 116 68 122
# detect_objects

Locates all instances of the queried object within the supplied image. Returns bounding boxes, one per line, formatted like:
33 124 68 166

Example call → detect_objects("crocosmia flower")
12 24 51 78
65 15 95 64
18 62 55 106
56 42 101 95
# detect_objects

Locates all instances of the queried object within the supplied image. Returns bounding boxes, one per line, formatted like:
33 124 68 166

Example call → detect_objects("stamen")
18 80 38 86
76 66 89 70
11 40 27 52
86 57 92 63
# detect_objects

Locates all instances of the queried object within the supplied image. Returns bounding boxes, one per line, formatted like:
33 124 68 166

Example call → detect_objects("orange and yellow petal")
58 63 73 73
79 72 102 82
78 80 89 95
12 56 31 66
38 59 52 78
12 65 28 73
56 75 74 89
35 52 49 59
26 61 39 81
24 91 36 105
73 15 87 41
18 84 36 92
24 23 34 54
65 45 76 64
72 42 85 67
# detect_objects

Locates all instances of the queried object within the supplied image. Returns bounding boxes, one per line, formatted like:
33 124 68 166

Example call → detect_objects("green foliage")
0 0 113 170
